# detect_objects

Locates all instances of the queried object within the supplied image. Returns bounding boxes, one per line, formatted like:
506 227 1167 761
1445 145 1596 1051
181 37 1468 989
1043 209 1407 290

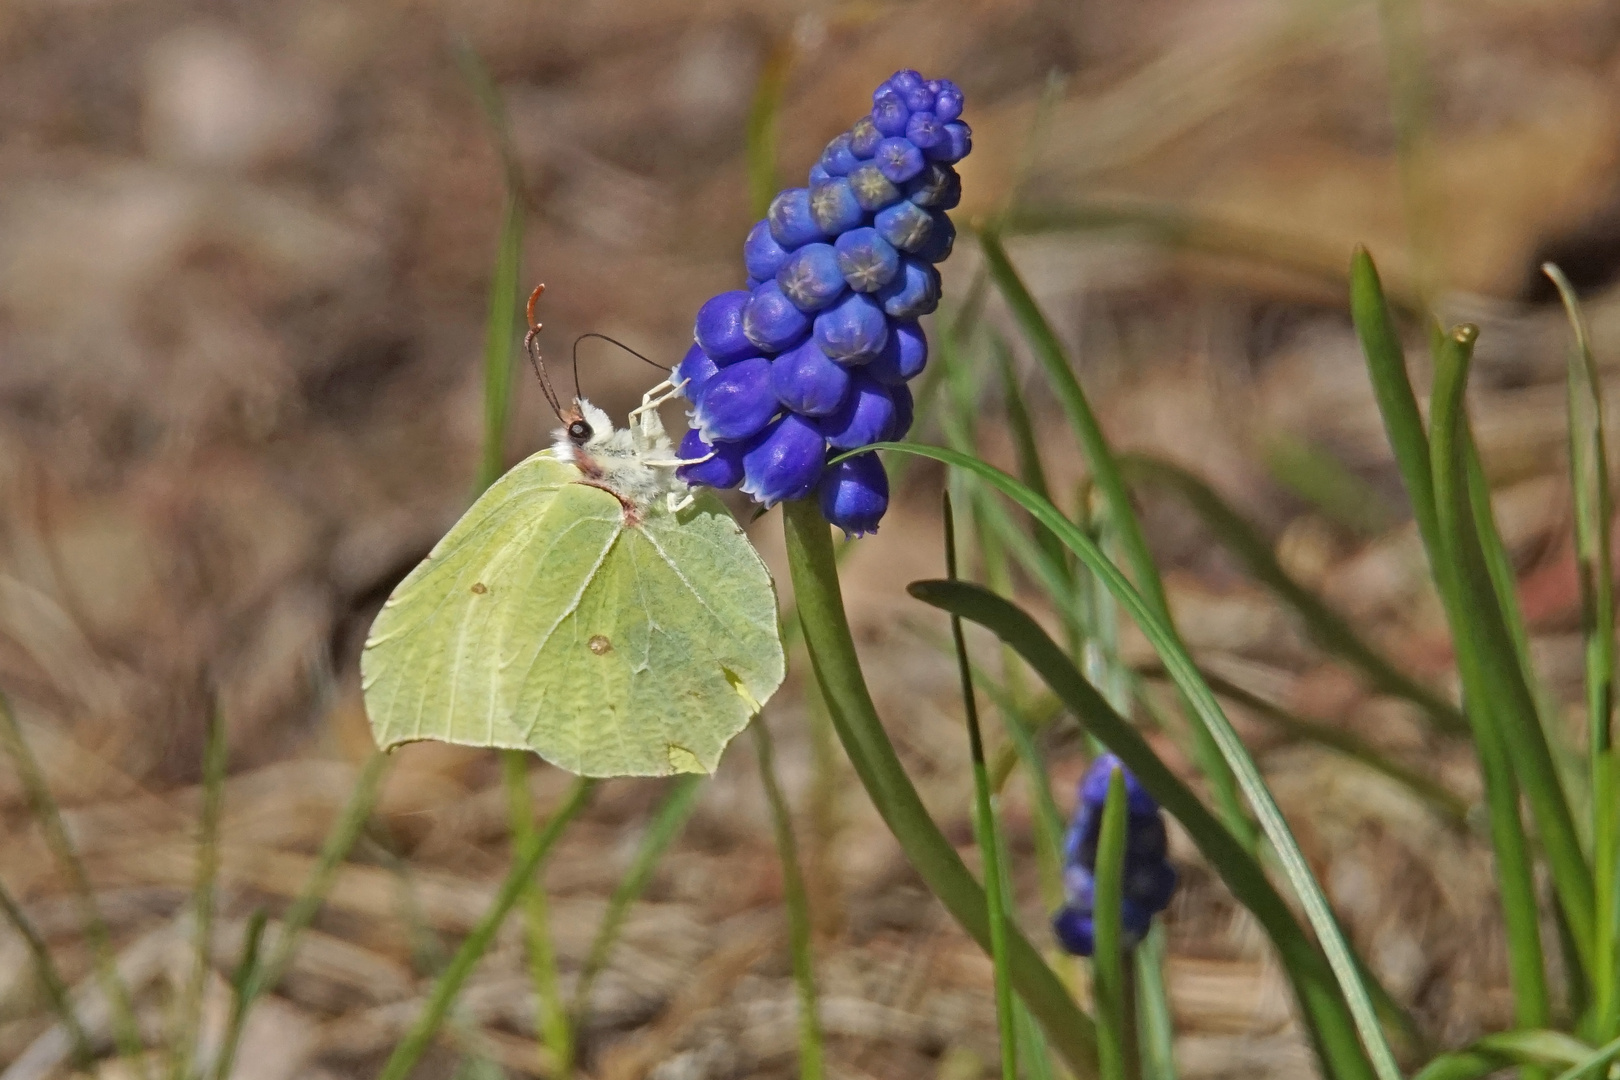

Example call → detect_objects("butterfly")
361 285 784 777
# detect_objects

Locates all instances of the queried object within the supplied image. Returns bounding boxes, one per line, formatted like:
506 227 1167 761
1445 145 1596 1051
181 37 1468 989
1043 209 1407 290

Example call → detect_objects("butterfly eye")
568 419 592 442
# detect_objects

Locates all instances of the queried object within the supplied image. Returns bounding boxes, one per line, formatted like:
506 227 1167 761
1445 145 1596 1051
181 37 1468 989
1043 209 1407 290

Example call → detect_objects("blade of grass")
780 498 1101 1079
978 229 1250 846
502 755 571 1078
1425 324 1556 1029
871 442 1399 1080
0 691 148 1076
946 493 1019 1080
211 751 390 1080
1118 453 1467 736
378 777 595 1080
906 578 1378 1080
1141 667 1471 826
1349 248 1440 556
1092 766 1133 1080
751 720 825 1080
1263 433 1397 538
1411 1030 1596 1080
1552 1033 1620 1080
1546 262 1619 1042
1430 324 1594 973
573 775 704 1016
169 705 229 1080
1134 926 1177 1080
0 876 92 1066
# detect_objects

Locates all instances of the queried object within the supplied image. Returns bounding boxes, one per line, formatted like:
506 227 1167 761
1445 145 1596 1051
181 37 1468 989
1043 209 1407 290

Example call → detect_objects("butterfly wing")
361 450 783 776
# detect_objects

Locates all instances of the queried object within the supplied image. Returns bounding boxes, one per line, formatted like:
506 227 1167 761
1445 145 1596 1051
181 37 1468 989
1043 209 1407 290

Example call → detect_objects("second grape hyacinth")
676 69 971 536
1051 755 1178 957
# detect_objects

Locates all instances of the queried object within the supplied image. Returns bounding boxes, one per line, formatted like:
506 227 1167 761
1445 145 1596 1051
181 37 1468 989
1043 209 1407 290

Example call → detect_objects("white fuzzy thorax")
551 397 690 512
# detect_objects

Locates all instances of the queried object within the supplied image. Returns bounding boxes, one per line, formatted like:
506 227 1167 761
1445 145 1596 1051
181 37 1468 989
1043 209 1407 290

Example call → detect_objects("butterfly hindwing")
361 450 783 777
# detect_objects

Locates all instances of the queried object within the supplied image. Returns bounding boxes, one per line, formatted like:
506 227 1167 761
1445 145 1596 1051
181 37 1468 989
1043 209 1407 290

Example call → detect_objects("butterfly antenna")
572 332 671 399
523 284 566 422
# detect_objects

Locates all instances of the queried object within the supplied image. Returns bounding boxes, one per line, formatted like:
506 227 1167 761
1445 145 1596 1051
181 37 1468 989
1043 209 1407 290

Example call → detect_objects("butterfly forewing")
361 450 783 777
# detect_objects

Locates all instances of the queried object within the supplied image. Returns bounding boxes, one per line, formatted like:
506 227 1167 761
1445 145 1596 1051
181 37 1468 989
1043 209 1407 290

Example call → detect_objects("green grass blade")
212 752 390 1080
1119 453 1468 735
907 578 1378 1080
1552 1033 1620 1080
573 775 704 1016
1093 766 1133 1080
978 229 1251 845
170 705 229 1080
1134 927 1178 1080
0 691 148 1076
1151 667 1470 825
1263 433 1398 538
870 441 1400 1080
1546 261 1619 1040
377 777 595 1080
751 721 825 1080
1349 248 1441 556
1411 1030 1596 1080
946 494 1019 1080
1429 325 1595 973
780 498 1101 1079
502 755 572 1078
995 332 1071 583
0 875 92 1066
1424 325 1556 1027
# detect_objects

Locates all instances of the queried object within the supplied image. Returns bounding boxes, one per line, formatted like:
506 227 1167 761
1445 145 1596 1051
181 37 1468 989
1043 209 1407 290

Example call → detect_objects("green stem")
1093 767 1132 1080
170 706 229 1080
946 495 1018 1080
751 721 824 1080
377 778 594 1080
0 875 92 1066
781 498 1100 1079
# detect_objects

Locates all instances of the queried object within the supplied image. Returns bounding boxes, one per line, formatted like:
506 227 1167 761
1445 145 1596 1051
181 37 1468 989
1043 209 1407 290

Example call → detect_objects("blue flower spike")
1051 754 1178 957
677 68 971 532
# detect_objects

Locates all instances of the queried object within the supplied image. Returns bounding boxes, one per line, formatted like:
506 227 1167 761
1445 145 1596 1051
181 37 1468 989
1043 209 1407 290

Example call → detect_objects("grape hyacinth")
677 70 971 536
1051 755 1178 957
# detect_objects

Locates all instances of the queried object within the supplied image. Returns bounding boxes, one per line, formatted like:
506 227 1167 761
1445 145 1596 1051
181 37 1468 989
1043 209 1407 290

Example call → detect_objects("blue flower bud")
873 199 934 252
875 137 925 184
865 319 926 385
674 343 719 400
813 292 889 363
676 428 746 489
914 211 956 263
819 132 858 177
871 87 910 137
745 276 763 290
1051 906 1094 957
767 188 828 249
741 413 826 506
905 163 961 210
694 290 755 364
809 176 865 236
849 116 882 158
847 161 902 212
887 69 928 108
692 356 777 443
744 219 792 281
771 338 850 417
884 381 914 440
808 162 831 187
743 281 812 353
926 121 971 163
905 110 944 151
776 243 847 312
834 227 900 293
1127 861 1178 914
818 452 889 536
1064 864 1096 909
933 80 964 121
1126 813 1169 865
899 79 935 113
1080 754 1160 818
876 256 940 318
817 374 895 450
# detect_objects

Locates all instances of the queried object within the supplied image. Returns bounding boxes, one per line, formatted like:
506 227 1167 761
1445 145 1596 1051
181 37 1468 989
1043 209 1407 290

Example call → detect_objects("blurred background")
2 0 1619 1076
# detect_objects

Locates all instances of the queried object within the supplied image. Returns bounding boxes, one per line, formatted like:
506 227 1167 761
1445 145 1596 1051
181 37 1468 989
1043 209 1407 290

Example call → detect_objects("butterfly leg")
628 378 688 427
666 490 697 514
